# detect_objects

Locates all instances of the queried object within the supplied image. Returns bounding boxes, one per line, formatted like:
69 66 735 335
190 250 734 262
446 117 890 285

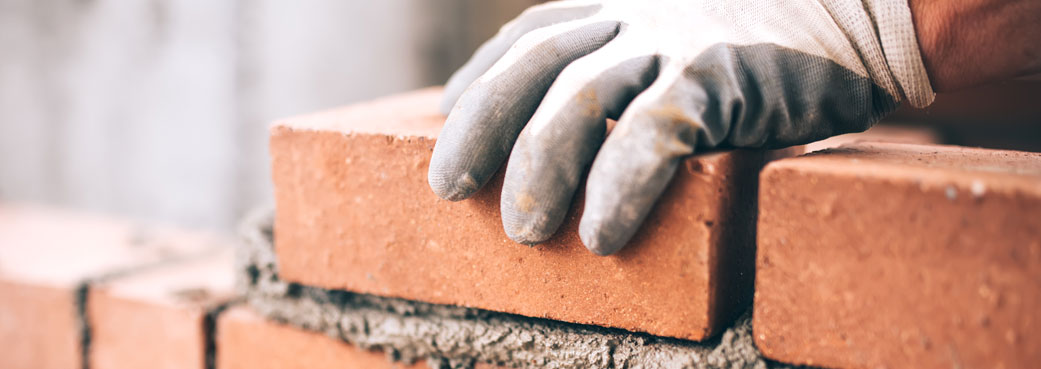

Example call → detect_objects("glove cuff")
822 0 935 108
865 0 935 108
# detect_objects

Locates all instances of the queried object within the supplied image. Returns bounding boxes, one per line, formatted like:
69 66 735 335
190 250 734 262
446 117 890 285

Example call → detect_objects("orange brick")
0 279 79 369
88 249 235 369
216 307 501 369
755 142 1041 368
0 204 222 369
270 87 796 340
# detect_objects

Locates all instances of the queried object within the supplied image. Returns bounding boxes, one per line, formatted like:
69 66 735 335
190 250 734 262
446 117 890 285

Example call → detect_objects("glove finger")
579 69 707 255
501 38 658 244
440 1 603 114
428 19 620 201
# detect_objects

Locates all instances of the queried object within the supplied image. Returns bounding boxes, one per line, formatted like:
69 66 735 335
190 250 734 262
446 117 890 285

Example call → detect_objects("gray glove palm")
429 0 934 255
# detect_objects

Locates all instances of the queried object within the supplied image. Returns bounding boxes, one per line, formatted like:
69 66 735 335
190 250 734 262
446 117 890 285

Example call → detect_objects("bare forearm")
911 0 1041 92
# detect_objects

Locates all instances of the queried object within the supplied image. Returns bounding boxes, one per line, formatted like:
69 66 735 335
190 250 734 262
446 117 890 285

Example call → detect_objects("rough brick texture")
89 249 235 369
755 142 1041 368
0 204 226 369
270 87 797 340
217 307 501 369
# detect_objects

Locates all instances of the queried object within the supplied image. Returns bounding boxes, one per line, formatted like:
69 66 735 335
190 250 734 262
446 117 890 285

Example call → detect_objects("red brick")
0 204 222 369
216 307 501 369
270 87 797 340
755 142 1041 368
88 249 235 369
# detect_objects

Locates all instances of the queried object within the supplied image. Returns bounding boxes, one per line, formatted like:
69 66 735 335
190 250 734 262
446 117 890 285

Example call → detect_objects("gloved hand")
428 0 935 255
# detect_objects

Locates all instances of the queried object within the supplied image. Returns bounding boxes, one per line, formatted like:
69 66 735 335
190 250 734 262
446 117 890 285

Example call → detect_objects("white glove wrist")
825 0 936 107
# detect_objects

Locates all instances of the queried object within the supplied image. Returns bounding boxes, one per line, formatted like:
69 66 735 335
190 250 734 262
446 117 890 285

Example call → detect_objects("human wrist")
910 0 1041 92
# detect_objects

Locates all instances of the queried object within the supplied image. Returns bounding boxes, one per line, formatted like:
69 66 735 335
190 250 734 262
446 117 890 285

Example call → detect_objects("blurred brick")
755 142 1041 368
270 88 796 340
216 307 501 369
0 204 224 369
0 279 80 369
89 249 235 369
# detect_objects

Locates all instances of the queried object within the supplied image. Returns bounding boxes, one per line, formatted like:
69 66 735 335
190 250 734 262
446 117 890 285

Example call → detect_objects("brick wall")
0 205 233 369
3 88 1039 369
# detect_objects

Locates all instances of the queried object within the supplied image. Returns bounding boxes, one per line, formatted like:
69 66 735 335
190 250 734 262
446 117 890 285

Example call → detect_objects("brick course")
238 209 782 369
755 142 1041 368
216 307 502 369
0 204 228 369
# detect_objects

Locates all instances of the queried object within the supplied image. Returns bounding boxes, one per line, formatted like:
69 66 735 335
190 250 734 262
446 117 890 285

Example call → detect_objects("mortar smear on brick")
238 209 811 369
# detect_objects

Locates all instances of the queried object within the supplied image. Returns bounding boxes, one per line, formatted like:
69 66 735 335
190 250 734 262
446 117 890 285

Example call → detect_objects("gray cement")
238 209 809 369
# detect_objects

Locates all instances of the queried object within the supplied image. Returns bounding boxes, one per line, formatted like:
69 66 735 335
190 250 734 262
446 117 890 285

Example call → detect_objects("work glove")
428 0 935 255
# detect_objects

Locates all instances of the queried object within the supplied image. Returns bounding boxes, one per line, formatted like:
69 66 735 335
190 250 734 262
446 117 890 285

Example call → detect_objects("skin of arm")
911 0 1041 92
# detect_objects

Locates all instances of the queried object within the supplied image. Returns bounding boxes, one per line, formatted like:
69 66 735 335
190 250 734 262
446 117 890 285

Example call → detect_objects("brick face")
0 280 81 369
89 295 209 369
89 249 235 369
270 88 797 340
216 307 502 369
755 142 1041 368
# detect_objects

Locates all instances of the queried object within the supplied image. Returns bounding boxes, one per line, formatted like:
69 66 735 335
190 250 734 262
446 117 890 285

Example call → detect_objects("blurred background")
0 0 539 230
0 0 1038 232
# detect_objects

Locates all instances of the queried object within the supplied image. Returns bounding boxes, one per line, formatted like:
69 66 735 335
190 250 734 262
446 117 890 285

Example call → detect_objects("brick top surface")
771 142 1041 192
0 204 225 287
274 87 444 138
97 248 236 308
